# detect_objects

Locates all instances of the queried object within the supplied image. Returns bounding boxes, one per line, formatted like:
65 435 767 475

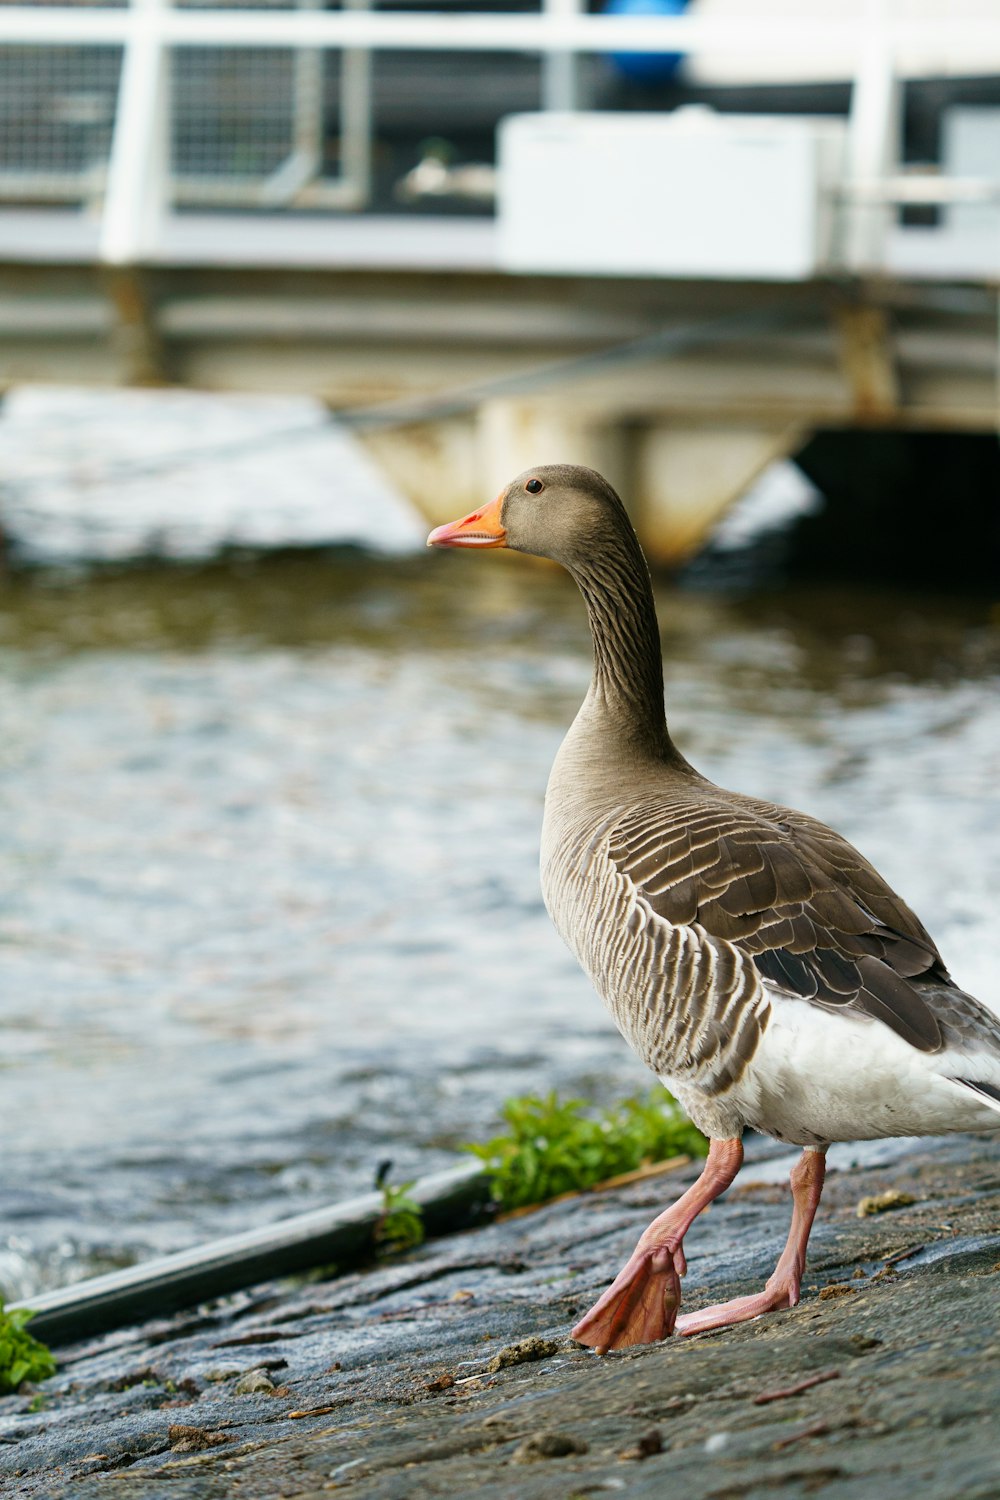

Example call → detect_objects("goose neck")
569 541 670 759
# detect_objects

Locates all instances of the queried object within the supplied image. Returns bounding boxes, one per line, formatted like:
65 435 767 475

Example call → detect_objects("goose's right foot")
570 1136 744 1354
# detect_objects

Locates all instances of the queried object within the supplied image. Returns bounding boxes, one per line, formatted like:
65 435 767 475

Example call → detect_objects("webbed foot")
571 1241 685 1353
674 1273 799 1337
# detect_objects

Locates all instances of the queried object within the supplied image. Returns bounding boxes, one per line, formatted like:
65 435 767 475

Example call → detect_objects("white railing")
0 1 999 271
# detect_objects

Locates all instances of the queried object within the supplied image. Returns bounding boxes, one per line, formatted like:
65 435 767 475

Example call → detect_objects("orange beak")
427 495 507 550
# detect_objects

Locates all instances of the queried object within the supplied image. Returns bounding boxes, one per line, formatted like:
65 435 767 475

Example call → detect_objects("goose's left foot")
571 1240 684 1352
676 1146 827 1338
571 1137 743 1353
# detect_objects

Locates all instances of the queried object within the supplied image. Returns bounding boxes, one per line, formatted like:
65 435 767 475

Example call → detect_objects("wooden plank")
835 303 900 420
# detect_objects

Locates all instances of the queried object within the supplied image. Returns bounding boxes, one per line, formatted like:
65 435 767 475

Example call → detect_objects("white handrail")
0 7 997 65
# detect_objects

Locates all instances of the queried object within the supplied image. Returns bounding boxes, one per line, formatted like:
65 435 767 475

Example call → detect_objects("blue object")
604 0 687 85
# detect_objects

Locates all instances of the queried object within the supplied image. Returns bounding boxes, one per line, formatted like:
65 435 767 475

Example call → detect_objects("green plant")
465 1087 707 1212
375 1181 425 1254
0 1302 56 1396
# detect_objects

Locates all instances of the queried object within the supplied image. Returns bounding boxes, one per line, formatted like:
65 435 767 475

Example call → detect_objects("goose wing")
607 792 951 1053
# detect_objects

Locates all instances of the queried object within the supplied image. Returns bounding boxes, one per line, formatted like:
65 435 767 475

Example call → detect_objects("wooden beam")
834 303 900 422
104 267 171 385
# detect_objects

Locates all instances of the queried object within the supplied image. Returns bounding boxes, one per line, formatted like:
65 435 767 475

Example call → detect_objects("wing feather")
607 791 950 1053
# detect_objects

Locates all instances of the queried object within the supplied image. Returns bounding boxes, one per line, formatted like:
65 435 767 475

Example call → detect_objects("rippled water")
2 536 999 1300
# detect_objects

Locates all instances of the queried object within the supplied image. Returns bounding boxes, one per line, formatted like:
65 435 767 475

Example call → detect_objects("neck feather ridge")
569 532 671 758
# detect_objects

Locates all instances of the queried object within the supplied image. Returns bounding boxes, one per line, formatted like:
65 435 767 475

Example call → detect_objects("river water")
1 393 998 1302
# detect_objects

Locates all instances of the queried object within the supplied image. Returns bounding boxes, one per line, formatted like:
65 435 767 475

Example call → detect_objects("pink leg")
571 1137 744 1354
675 1146 827 1336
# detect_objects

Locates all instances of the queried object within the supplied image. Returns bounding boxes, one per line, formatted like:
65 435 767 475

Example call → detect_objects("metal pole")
294 0 324 172
258 0 326 205
845 0 902 274
100 0 170 264
10 1164 489 1347
542 0 585 113
340 0 373 209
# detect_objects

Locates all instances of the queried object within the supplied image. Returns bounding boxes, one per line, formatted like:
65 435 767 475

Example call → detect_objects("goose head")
427 464 632 567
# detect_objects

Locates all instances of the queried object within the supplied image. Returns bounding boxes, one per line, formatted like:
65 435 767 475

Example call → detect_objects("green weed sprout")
465 1087 707 1211
0 1302 56 1396
375 1181 426 1254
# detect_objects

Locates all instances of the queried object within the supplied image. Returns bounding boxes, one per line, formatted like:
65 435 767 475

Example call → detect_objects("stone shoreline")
2 1134 998 1500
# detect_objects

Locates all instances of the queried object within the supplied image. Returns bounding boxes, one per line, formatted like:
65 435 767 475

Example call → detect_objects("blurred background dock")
0 0 999 560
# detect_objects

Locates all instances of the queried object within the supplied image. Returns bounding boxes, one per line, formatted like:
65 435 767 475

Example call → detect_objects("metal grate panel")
0 44 121 199
172 48 296 182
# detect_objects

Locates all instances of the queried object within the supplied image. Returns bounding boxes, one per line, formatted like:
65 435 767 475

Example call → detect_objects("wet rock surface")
2 1134 998 1500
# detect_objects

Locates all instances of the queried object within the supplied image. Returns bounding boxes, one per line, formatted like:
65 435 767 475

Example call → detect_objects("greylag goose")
428 464 1000 1352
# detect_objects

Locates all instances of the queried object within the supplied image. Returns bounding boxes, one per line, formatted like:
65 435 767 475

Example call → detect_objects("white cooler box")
497 110 846 281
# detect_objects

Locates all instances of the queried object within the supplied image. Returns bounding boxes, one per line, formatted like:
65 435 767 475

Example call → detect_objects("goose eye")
525 478 543 494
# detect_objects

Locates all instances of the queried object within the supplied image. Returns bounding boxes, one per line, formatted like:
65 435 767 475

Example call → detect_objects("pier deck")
2 1132 997 1499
